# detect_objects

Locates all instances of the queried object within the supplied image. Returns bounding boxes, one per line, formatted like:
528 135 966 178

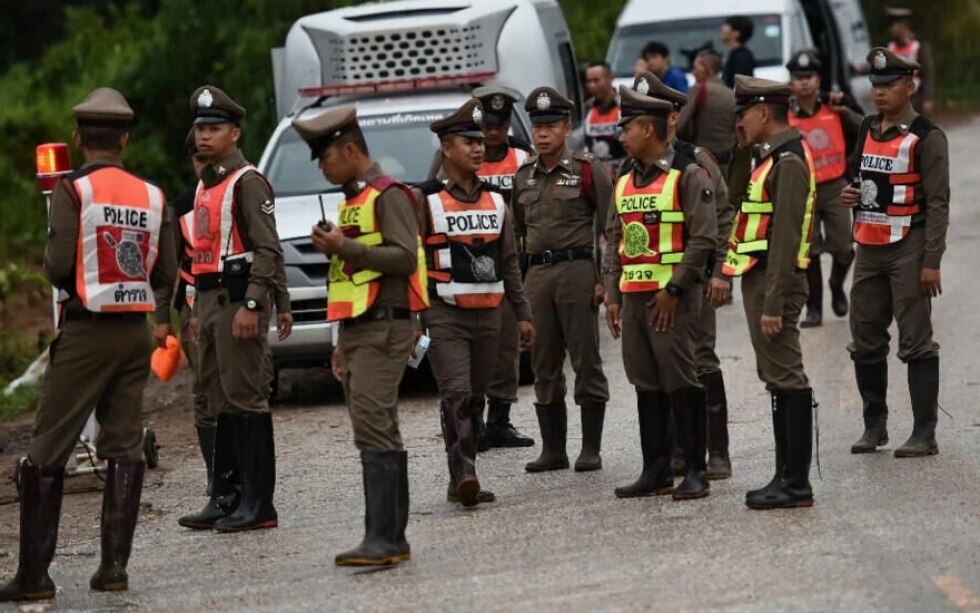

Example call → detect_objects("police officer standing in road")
177 86 288 533
512 87 612 473
885 7 935 116
1 88 176 602
786 49 863 328
294 105 429 566
842 48 949 458
416 100 535 507
677 50 736 173
723 76 817 510
605 87 717 500
584 62 626 171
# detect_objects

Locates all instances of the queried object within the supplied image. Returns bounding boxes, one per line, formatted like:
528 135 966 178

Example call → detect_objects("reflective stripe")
477 147 527 190
854 128 922 245
191 166 254 275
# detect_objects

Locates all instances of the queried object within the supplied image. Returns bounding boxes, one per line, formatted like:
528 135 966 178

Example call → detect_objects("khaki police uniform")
675 73 737 170
848 48 949 458
511 87 611 473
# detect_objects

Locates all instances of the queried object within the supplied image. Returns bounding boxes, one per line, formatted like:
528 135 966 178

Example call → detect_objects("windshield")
608 14 784 77
265 108 530 197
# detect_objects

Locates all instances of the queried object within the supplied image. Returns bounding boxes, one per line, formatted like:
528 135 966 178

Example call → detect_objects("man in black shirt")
722 15 756 88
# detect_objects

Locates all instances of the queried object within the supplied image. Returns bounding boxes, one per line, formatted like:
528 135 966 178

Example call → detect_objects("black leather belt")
338 306 412 331
195 273 222 292
63 309 145 323
526 246 594 267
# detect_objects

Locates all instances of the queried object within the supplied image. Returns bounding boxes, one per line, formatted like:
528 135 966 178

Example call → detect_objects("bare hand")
277 312 293 341
187 317 199 343
232 307 259 341
827 91 845 107
841 185 861 208
310 223 347 255
761 314 782 340
153 323 173 348
921 267 942 297
331 346 344 381
518 321 536 350
593 283 606 309
706 277 732 308
605 303 622 340
647 291 679 332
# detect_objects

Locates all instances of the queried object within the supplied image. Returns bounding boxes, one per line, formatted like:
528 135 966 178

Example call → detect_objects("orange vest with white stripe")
788 104 847 184
888 39 923 90
477 147 528 193
191 165 254 276
422 182 507 309
585 103 624 160
177 210 196 308
72 166 165 313
853 116 932 246
613 162 686 293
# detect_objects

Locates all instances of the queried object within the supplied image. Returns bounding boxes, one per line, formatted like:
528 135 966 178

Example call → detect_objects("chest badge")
557 173 581 187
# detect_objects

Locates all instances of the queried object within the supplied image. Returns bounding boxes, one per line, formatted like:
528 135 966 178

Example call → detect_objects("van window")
558 42 583 127
608 15 784 77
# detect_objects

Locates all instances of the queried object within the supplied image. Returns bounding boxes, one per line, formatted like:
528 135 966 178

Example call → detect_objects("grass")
0 380 39 422
0 328 41 422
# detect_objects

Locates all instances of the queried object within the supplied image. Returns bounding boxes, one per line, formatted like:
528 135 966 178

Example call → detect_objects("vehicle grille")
291 298 327 324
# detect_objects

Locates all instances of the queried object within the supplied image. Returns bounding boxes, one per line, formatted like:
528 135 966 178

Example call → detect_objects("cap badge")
874 51 887 71
491 95 505 111
472 106 483 124
799 54 810 68
636 78 650 95
198 88 214 109
536 92 552 110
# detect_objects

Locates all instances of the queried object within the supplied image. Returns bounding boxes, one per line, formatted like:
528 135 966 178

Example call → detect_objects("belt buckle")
541 250 553 266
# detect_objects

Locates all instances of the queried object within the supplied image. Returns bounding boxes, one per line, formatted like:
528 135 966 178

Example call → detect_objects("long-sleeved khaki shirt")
677 76 737 163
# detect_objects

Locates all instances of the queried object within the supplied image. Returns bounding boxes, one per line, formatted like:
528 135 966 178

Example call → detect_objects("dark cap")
632 71 687 109
472 85 519 126
868 46 918 84
185 127 198 156
734 75 792 113
617 85 674 126
786 49 822 76
885 6 914 19
190 85 246 126
524 86 573 124
431 99 485 139
291 105 359 160
72 87 133 128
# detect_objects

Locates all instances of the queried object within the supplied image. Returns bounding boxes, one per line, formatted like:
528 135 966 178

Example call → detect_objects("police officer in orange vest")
177 86 288 533
841 48 949 458
605 87 718 500
1 88 176 602
294 105 429 566
724 76 817 510
885 7 935 116
786 49 864 328
415 100 535 506
584 61 626 171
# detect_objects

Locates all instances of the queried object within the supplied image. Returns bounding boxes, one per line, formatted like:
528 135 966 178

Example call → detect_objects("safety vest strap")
741 201 773 214
735 239 769 254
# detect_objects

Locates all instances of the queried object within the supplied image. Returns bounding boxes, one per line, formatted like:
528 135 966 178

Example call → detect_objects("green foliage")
0 263 47 301
0 381 39 423
558 0 627 63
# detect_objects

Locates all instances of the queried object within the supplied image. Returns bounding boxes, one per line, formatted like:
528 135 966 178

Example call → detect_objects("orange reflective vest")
191 165 254 276
327 177 429 321
614 164 686 293
178 211 195 308
585 103 623 160
723 140 816 276
789 104 847 184
73 166 165 312
478 147 529 192
888 39 923 91
422 183 507 309
852 117 931 246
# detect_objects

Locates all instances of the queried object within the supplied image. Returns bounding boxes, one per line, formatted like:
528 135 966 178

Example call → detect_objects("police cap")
431 99 485 139
524 86 573 124
632 72 688 109
618 85 674 127
72 87 134 128
291 105 359 160
472 85 520 126
867 46 919 84
190 85 246 126
734 75 792 113
786 49 822 76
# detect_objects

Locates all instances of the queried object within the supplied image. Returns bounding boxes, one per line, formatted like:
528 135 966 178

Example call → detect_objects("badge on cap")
636 78 650 95
491 95 505 111
536 92 551 110
198 88 214 109
472 107 483 124
874 51 887 71
799 54 810 68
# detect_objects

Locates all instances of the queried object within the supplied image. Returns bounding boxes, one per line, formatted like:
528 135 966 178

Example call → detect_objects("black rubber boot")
440 397 479 507
525 403 570 472
850 361 889 453
615 390 673 498
745 393 786 500
0 464 64 602
702 370 732 480
179 413 240 529
214 413 278 531
895 357 940 457
672 387 710 500
574 402 605 472
828 258 851 317
196 425 216 496
801 258 823 328
747 389 814 510
669 410 685 477
90 459 145 592
483 399 535 449
336 450 411 566
471 396 489 453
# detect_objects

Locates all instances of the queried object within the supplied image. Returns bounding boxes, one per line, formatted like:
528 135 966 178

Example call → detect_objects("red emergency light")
36 142 72 193
299 71 497 99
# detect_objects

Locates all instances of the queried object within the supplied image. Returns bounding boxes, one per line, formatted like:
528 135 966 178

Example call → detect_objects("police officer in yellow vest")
178 86 288 533
415 100 535 507
294 105 428 566
841 48 949 458
605 87 718 500
724 76 817 510
1 88 176 602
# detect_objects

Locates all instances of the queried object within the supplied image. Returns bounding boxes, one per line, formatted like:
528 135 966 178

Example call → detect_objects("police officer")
177 86 287 533
885 7 935 116
786 49 863 327
723 76 817 510
632 71 736 481
415 100 535 506
512 87 612 473
841 48 948 458
677 49 737 172
295 105 429 566
584 61 626 171
1 88 176 602
605 87 718 500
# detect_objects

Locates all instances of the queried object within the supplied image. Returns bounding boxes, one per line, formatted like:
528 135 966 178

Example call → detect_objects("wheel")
143 428 159 469
519 350 535 385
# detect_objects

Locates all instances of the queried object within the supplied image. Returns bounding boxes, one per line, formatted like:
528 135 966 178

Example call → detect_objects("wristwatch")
244 298 261 312
665 282 683 297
